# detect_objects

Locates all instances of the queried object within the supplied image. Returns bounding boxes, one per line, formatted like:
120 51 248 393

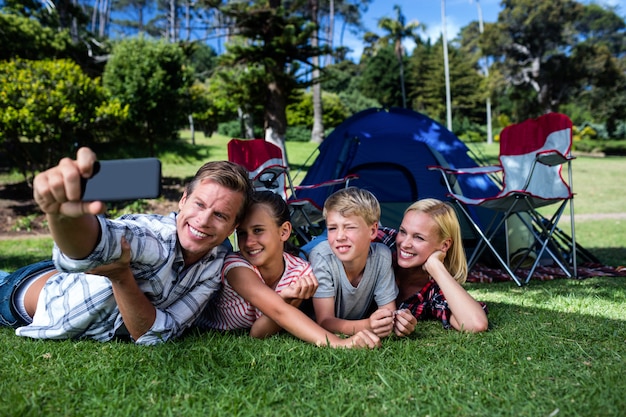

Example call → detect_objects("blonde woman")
378 199 489 333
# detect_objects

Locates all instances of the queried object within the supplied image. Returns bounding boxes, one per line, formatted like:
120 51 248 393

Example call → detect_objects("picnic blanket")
467 263 626 283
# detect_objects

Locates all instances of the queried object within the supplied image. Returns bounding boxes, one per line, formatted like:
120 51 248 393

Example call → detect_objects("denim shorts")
0 260 55 327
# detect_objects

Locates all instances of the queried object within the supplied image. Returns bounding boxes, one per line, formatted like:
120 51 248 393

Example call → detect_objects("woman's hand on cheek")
422 250 446 274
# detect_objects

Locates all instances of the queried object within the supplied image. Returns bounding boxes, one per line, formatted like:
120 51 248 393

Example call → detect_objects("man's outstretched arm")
33 147 106 259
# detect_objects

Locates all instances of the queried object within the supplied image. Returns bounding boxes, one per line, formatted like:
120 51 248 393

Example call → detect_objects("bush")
601 141 626 156
286 90 350 129
574 139 626 155
0 58 126 182
103 36 193 152
217 119 263 139
285 125 311 142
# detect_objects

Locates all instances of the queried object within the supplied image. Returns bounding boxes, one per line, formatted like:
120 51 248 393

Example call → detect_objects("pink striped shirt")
196 252 312 330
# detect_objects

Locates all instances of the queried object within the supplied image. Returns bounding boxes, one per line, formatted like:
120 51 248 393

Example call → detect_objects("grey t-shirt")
309 241 398 320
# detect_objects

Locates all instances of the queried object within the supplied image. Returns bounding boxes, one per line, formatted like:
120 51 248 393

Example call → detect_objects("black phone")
81 158 162 201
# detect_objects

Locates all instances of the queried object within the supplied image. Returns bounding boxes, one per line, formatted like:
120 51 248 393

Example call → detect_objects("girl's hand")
341 329 381 349
280 273 318 301
393 309 417 337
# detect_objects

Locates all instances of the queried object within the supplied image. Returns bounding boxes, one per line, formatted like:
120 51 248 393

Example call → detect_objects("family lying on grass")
0 148 488 348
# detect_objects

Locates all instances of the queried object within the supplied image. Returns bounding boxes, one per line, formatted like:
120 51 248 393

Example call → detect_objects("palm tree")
377 5 424 108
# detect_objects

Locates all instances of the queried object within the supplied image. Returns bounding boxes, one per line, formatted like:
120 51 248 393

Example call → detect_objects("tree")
481 0 584 118
102 36 193 154
481 0 626 126
320 60 380 115
375 4 424 108
216 0 327 156
286 89 350 130
358 46 403 108
571 3 626 134
407 38 484 129
309 0 324 144
0 13 72 61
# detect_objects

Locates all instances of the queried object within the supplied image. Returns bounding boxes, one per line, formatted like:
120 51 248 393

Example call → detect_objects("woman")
380 199 489 333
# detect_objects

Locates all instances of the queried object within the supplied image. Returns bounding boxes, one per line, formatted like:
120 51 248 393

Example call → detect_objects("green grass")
0 277 624 416
158 131 320 181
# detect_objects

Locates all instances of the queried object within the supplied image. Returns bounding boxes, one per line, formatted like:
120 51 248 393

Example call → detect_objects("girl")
382 199 488 334
196 191 380 348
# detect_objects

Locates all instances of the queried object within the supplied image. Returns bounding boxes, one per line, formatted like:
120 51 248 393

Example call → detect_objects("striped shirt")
197 252 312 330
15 212 227 345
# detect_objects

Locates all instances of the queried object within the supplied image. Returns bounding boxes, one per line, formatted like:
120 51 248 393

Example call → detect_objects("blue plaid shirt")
15 212 227 345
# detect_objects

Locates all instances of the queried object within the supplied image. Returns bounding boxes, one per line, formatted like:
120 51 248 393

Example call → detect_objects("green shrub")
217 120 263 139
285 125 311 142
286 90 350 129
574 139 626 155
601 140 626 156
0 58 127 182
102 36 193 151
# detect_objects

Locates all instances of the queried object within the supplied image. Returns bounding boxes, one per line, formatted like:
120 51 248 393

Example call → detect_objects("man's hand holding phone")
34 147 162 219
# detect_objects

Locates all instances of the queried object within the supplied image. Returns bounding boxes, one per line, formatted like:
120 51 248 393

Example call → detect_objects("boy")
307 187 398 338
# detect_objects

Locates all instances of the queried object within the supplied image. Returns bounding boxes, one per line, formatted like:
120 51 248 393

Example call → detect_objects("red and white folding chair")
429 113 577 286
228 138 356 245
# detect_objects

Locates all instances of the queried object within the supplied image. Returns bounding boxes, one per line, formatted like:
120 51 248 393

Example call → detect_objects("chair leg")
455 202 523 286
567 160 577 278
521 202 573 284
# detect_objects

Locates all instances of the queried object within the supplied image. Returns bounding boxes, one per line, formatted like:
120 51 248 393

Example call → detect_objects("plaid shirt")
374 226 487 329
15 213 227 345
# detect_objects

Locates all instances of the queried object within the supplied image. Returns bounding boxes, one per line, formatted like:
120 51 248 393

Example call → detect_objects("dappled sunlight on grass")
467 277 626 320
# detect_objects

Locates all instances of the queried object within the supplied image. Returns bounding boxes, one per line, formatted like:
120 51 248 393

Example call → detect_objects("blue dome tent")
294 107 500 234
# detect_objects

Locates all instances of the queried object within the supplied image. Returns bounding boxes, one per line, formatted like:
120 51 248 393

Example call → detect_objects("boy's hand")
33 147 105 218
280 273 318 301
369 308 394 338
393 309 417 337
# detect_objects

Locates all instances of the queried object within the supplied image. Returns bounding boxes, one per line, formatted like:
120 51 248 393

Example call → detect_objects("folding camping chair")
429 113 577 286
227 138 357 245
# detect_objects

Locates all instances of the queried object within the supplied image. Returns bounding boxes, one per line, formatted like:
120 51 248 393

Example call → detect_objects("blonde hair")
323 187 380 226
404 198 468 283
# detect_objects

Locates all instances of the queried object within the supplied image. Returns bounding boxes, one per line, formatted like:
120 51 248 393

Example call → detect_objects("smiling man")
0 147 252 345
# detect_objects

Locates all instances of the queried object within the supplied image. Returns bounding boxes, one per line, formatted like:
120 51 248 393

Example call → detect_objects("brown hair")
185 160 253 225
249 191 299 256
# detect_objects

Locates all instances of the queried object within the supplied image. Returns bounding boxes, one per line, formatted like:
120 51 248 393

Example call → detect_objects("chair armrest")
428 165 503 197
294 174 359 191
427 165 502 175
536 150 575 166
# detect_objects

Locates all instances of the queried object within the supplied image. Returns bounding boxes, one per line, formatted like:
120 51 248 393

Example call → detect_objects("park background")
1 0 625 415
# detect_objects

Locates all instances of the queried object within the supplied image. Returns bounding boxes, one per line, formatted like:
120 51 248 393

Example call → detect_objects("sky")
339 0 626 61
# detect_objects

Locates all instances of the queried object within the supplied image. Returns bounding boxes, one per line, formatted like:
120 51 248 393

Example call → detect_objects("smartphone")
81 158 162 201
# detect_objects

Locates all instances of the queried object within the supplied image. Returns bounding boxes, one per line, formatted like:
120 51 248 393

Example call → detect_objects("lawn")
0 276 624 416
0 135 624 416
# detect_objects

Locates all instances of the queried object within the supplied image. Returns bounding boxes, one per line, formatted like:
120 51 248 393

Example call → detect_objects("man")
0 147 252 345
